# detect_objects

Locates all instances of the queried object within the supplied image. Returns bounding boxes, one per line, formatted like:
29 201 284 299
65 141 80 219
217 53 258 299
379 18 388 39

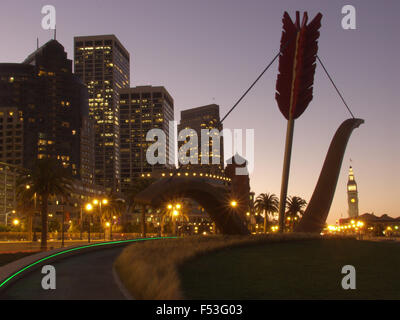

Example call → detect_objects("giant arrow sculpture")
276 11 323 232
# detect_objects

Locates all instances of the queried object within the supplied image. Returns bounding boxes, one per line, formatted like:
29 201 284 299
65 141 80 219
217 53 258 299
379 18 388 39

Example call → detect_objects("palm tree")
254 193 279 233
285 196 307 231
123 178 155 237
102 193 125 239
17 158 73 250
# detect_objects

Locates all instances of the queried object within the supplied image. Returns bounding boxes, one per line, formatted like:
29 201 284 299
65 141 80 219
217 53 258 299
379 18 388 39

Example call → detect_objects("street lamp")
92 198 109 239
1 210 16 226
85 203 93 243
167 203 181 236
230 200 238 208
12 218 20 226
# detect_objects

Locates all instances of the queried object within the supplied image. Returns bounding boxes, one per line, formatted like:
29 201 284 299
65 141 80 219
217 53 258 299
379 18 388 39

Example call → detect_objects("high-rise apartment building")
119 86 174 193
74 35 130 192
178 104 224 173
0 40 93 183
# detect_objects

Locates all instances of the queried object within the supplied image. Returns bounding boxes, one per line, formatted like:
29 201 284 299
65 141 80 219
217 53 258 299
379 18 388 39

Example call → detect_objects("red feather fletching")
275 11 323 120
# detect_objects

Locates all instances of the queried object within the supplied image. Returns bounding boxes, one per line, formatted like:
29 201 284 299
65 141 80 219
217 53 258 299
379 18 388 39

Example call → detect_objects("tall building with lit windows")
178 104 224 174
74 35 130 192
119 86 174 193
347 166 359 218
0 40 93 183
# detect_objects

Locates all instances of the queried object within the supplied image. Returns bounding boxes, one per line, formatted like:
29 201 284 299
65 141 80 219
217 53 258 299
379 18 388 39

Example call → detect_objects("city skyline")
0 0 398 223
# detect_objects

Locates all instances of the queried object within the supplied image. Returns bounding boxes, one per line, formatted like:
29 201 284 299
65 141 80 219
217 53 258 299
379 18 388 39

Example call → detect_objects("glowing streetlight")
230 200 238 208
92 198 109 240
105 222 111 228
85 203 94 243
12 219 20 226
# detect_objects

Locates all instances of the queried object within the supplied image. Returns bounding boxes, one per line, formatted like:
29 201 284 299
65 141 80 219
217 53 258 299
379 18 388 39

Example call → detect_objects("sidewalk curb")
112 265 134 300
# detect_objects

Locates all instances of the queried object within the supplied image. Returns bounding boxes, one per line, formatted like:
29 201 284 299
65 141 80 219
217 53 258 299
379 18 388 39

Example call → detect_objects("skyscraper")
0 40 93 183
347 166 359 218
178 104 224 173
119 86 174 193
74 35 130 192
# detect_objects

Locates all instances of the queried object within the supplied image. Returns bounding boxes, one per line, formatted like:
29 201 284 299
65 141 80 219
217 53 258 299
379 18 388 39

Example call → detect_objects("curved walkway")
0 246 128 300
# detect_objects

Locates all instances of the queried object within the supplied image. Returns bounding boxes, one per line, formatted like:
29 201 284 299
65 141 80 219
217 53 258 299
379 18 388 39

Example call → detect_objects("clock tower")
347 166 359 218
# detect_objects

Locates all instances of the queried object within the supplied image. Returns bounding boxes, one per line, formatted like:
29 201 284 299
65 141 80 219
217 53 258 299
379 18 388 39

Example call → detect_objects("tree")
255 193 279 233
123 178 155 236
285 196 307 231
102 193 126 237
17 158 73 250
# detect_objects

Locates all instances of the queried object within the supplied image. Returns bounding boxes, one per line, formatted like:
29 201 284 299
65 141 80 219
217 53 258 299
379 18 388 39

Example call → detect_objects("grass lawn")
179 239 400 299
0 252 37 267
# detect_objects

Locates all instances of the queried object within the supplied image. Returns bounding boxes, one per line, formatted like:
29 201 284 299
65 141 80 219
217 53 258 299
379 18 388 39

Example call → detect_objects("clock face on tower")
348 185 357 191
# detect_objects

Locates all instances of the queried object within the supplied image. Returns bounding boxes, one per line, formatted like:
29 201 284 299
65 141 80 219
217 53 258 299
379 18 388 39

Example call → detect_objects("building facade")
74 35 130 192
119 86 174 193
178 104 224 174
0 40 94 183
0 162 24 225
347 166 359 218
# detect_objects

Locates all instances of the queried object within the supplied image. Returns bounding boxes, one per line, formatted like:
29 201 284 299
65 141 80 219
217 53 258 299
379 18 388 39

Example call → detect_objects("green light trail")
0 237 177 289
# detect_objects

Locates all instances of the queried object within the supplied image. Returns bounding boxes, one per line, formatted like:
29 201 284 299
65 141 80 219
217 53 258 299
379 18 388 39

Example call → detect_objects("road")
0 240 119 253
0 246 128 300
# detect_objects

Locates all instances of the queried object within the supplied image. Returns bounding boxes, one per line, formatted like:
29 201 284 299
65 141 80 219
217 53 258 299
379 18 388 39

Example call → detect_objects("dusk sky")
0 0 398 223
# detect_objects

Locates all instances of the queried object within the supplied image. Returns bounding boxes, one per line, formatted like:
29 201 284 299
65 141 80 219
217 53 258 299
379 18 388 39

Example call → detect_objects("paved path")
0 246 128 300
0 240 109 253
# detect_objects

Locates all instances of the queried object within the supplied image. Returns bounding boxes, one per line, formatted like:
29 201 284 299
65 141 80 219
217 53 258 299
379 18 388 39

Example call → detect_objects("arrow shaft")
278 30 301 232
278 118 295 232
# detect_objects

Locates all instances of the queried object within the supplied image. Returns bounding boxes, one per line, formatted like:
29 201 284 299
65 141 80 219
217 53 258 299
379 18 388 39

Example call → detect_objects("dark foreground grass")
179 239 400 299
0 252 37 267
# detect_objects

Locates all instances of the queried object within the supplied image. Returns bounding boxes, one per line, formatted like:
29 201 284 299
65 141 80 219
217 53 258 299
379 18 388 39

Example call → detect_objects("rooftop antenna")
36 37 39 50
54 25 57 40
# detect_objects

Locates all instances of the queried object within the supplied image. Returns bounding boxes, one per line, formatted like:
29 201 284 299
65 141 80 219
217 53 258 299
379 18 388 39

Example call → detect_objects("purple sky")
1 0 399 223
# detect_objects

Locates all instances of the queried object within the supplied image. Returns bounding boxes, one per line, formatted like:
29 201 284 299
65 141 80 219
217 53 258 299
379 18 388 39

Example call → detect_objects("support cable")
169 37 296 181
219 52 280 124
317 55 355 119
